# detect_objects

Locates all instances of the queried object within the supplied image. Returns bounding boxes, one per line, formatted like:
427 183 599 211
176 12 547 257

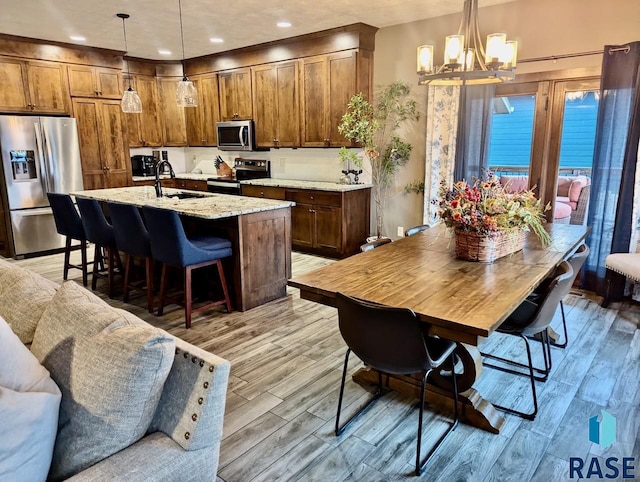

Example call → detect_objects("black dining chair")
142 206 233 329
334 292 459 475
76 197 121 298
556 243 590 348
482 261 574 420
360 237 392 252
107 202 155 313
47 193 90 286
405 224 430 237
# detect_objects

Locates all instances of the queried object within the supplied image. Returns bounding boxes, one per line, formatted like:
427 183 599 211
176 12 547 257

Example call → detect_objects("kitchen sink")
164 192 208 200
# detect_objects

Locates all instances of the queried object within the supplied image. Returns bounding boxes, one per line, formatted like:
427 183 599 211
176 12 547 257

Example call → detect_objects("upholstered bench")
602 253 640 307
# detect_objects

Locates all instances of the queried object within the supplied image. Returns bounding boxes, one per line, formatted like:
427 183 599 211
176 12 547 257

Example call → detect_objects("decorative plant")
436 174 552 246
338 81 420 238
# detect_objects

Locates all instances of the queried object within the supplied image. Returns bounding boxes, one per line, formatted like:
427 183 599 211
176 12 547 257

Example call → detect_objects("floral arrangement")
436 174 552 246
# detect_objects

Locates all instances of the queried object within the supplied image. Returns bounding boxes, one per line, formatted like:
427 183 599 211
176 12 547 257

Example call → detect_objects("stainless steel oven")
206 158 270 195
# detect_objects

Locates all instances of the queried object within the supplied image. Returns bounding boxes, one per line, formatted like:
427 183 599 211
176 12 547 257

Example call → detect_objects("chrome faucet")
155 160 175 197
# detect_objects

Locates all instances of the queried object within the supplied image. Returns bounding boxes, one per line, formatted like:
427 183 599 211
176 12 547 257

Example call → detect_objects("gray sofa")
0 259 230 481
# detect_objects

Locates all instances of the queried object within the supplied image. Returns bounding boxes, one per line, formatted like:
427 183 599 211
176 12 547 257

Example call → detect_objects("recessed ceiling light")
210 38 224 43
158 49 172 55
277 21 292 28
69 35 86 41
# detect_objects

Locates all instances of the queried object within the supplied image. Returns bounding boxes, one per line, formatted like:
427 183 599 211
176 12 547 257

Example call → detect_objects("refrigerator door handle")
16 207 55 217
41 126 55 193
33 123 50 194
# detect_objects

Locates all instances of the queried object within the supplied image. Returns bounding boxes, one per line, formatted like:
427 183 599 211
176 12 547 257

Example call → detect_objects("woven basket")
454 229 526 263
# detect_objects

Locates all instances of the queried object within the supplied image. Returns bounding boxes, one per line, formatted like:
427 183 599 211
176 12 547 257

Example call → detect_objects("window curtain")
583 42 640 298
422 85 460 224
454 84 496 181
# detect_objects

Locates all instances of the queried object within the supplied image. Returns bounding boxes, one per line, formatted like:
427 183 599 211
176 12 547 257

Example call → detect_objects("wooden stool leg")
81 241 88 286
107 247 115 299
91 244 100 291
123 254 131 303
145 257 154 313
63 237 71 280
217 259 233 313
184 266 193 329
157 263 168 316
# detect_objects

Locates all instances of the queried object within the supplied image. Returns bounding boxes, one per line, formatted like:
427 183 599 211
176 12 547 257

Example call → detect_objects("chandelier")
417 0 518 86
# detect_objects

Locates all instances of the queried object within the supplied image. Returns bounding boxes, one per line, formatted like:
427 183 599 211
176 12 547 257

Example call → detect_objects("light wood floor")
10 249 640 481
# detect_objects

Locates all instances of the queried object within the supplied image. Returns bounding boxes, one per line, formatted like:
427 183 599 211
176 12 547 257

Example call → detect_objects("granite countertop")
132 172 218 182
240 178 372 192
71 186 294 220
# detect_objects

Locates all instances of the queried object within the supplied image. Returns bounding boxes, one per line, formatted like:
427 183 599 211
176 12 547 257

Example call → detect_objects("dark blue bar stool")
47 193 89 286
142 206 233 328
107 202 155 313
76 197 121 298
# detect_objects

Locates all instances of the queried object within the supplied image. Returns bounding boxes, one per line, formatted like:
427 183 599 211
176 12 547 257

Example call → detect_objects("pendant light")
176 0 198 107
117 13 142 113
416 0 518 85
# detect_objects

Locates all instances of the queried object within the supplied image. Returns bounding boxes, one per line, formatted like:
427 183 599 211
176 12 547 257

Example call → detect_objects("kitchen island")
72 186 294 311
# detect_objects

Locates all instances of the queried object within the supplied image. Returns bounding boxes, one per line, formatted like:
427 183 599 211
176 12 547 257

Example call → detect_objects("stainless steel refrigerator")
0 116 84 257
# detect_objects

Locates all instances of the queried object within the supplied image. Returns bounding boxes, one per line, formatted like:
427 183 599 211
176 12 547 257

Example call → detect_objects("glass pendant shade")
417 45 434 74
464 48 475 71
501 40 518 70
176 77 198 107
444 35 465 66
485 33 507 66
121 86 142 113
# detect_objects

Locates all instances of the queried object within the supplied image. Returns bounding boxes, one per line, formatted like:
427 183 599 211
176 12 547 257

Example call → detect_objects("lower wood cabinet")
0 202 9 257
133 178 208 191
241 184 370 257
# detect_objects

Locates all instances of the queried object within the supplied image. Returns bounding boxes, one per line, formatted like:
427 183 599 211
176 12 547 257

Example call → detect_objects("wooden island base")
352 343 506 434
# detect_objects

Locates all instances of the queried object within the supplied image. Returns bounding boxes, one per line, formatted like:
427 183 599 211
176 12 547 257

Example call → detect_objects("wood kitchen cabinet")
218 68 252 121
68 65 122 99
186 73 220 146
300 50 372 147
0 57 70 114
73 98 132 189
125 74 163 147
173 179 208 191
252 61 300 148
243 184 370 257
0 201 9 257
157 77 188 146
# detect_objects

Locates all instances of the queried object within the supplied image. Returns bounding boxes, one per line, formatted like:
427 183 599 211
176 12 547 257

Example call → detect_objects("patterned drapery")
422 85 460 224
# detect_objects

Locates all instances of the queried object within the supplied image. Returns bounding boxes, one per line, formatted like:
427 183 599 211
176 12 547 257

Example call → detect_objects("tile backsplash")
130 146 371 184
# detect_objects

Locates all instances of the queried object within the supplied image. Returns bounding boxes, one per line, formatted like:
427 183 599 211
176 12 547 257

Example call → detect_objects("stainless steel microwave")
216 120 255 151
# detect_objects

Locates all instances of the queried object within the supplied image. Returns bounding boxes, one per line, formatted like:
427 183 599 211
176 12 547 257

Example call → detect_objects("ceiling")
1 0 515 60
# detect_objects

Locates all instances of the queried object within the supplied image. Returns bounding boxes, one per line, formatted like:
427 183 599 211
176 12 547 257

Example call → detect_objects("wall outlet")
397 226 404 237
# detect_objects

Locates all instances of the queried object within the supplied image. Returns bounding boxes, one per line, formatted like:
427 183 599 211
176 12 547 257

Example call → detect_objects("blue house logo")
589 410 616 449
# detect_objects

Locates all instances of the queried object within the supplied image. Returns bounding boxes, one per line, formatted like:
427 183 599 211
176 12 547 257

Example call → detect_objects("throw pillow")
0 259 57 344
30 281 175 481
568 176 588 203
0 316 61 481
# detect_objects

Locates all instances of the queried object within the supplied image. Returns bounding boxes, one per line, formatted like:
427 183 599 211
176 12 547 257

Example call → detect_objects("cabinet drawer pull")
310 196 314 200
260 191 264 196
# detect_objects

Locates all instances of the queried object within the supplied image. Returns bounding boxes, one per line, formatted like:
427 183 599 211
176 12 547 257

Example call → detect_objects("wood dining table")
288 223 590 433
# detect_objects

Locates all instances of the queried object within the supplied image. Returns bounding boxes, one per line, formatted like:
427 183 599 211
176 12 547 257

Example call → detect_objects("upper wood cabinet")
0 57 70 114
157 77 187 146
300 50 372 147
125 75 163 147
252 61 300 148
68 65 122 99
218 68 252 121
186 73 220 146
73 98 131 190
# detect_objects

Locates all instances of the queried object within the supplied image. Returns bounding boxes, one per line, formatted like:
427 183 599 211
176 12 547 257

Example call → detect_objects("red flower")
452 212 462 222
450 199 460 209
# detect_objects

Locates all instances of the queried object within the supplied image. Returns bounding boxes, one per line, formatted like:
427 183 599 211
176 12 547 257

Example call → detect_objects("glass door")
487 81 550 197
544 79 600 224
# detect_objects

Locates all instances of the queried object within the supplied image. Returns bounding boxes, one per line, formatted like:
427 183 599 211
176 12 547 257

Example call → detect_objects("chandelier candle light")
417 0 518 85
176 0 198 107
118 13 142 113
